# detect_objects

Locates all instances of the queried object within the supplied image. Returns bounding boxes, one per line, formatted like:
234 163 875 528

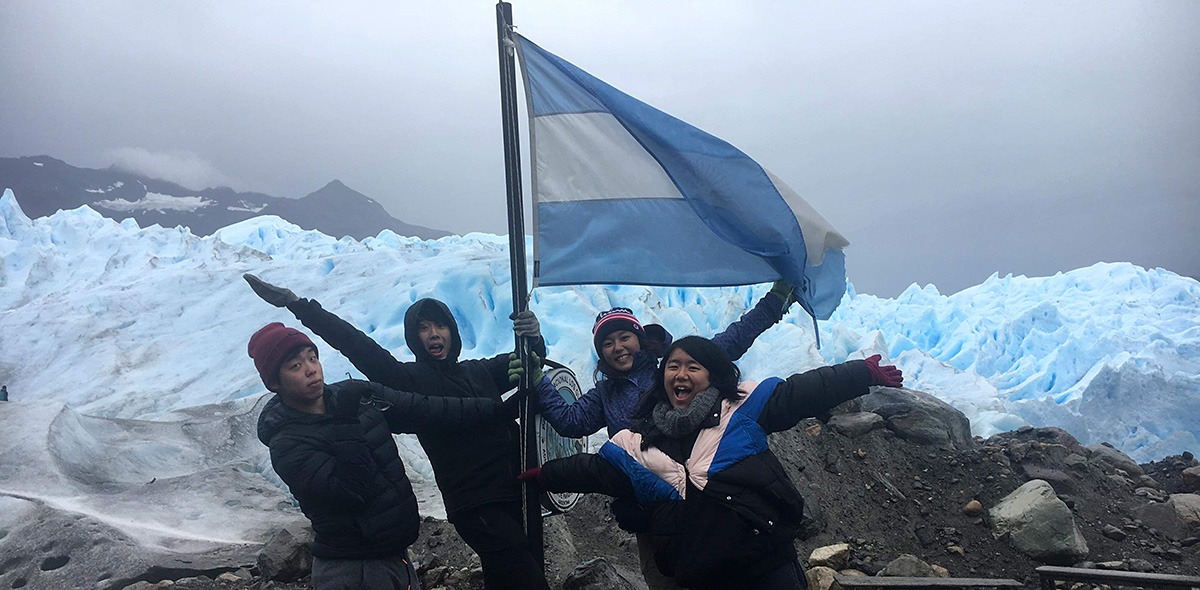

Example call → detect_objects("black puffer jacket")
257 380 505 558
287 297 546 517
540 361 871 589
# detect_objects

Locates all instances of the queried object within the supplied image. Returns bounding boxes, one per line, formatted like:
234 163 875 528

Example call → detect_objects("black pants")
311 553 421 590
449 501 550 590
744 559 808 590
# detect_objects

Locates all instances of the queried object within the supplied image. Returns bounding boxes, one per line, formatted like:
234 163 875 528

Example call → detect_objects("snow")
94 191 214 212
0 186 1197 547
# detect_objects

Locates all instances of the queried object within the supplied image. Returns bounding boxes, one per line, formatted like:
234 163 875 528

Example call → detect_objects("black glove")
511 309 541 340
769 279 797 310
507 351 544 385
333 380 379 423
244 273 300 308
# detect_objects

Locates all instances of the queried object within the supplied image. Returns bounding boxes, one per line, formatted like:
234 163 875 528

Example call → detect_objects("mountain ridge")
0 155 450 240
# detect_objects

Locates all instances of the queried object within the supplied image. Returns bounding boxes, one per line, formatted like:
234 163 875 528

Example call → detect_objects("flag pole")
496 1 543 565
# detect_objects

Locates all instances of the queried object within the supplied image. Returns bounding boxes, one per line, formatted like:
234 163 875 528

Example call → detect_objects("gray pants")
311 553 421 590
636 533 687 590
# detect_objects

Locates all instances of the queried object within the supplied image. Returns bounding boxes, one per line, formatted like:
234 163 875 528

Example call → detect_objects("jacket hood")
257 390 330 446
404 298 462 363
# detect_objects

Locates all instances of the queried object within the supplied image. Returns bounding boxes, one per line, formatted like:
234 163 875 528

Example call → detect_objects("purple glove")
865 354 903 387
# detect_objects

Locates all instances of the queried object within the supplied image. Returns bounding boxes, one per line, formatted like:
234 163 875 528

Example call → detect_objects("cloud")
106 148 238 190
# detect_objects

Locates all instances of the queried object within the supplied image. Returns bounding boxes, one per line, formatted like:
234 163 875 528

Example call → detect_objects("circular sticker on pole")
537 367 585 514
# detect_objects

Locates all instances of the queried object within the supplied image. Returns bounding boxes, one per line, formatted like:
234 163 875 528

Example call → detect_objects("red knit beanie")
248 322 317 389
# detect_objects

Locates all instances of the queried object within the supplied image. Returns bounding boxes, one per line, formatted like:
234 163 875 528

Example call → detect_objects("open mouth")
427 343 445 355
614 352 631 364
672 385 692 403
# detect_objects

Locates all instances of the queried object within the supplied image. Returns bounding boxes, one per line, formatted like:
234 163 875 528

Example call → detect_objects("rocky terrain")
14 387 1200 590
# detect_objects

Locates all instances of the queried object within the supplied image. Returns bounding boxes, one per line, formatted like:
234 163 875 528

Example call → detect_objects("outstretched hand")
769 279 797 308
864 354 903 388
244 273 299 308
507 351 544 385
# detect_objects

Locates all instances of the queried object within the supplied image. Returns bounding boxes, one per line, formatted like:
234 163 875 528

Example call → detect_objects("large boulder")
879 554 936 577
989 479 1088 564
837 388 973 450
1134 494 1200 541
256 524 314 582
562 558 647 590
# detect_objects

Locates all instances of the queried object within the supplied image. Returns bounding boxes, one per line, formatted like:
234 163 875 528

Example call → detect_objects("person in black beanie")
244 275 551 590
249 322 516 590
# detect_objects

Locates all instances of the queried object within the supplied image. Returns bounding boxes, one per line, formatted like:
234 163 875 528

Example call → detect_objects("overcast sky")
2 1 1196 297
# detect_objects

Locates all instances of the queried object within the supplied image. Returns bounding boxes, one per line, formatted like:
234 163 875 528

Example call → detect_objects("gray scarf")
652 387 721 438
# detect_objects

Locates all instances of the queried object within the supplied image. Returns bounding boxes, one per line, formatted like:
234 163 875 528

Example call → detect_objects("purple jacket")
534 291 789 438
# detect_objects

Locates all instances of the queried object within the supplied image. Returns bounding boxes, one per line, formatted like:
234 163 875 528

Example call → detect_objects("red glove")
865 354 903 387
517 467 543 485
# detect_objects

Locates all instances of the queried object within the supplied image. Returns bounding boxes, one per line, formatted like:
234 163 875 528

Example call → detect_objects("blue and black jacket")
539 360 871 590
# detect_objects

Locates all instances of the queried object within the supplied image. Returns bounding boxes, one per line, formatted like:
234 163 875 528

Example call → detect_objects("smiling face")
275 346 325 413
418 319 452 360
663 347 712 409
601 329 641 373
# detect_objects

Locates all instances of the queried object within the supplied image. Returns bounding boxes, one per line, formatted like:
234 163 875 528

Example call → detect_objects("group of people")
244 274 902 590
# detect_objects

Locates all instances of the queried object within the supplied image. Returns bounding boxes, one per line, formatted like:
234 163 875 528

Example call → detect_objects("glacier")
1 187 1198 528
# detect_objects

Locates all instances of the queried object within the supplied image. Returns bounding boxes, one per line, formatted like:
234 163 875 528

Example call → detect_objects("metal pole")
496 0 543 565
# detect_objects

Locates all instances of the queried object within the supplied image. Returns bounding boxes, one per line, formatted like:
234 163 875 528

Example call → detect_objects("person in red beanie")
244 275 551 590
249 322 516 590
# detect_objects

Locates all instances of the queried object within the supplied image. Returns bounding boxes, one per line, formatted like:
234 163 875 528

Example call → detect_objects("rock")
1183 466 1200 491
962 500 983 517
216 572 241 582
840 569 869 577
1127 559 1155 573
808 543 851 570
562 558 647 590
255 524 314 582
1022 465 1079 495
989 479 1089 564
1101 524 1127 541
837 388 974 450
1087 443 1143 476
1133 494 1200 541
946 545 965 556
805 565 838 590
1170 493 1200 525
879 554 935 577
1134 487 1168 502
829 412 884 438
931 564 952 577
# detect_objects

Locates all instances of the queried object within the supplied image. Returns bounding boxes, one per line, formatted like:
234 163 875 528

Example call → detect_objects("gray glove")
244 273 299 308
511 309 541 339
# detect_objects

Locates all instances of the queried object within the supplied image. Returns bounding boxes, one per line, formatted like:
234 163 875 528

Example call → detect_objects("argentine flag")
515 35 850 319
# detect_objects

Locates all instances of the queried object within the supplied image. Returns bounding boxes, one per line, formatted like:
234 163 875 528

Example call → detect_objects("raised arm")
334 380 513 435
711 281 793 361
532 377 607 438
758 355 902 433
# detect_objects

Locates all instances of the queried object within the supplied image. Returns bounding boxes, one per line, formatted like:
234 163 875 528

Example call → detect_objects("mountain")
0 155 450 239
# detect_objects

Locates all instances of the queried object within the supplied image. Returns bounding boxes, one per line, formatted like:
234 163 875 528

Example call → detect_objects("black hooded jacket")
286 297 546 516
256 379 506 559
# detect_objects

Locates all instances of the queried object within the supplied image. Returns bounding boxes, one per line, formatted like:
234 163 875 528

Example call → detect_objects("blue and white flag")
515 35 850 319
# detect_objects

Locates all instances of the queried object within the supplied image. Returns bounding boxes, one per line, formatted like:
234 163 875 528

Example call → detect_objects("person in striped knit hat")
531 281 798 590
